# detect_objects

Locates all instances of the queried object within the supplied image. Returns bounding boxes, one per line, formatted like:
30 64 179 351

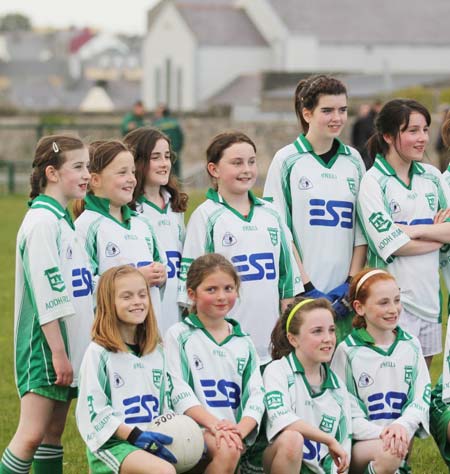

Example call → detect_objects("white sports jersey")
165 315 265 445
439 168 450 292
357 155 450 322
263 135 366 292
76 342 167 452
15 195 94 393
263 352 379 474
136 190 185 334
75 194 165 324
331 327 430 440
178 189 303 363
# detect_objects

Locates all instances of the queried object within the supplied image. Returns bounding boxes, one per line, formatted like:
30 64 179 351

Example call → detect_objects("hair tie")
355 269 387 298
286 299 314 333
52 142 59 153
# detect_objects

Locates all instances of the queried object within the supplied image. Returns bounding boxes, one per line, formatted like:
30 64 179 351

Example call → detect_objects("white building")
142 0 450 111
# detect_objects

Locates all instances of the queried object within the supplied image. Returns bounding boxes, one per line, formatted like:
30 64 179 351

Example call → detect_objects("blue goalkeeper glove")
302 283 333 302
127 427 177 464
327 282 351 319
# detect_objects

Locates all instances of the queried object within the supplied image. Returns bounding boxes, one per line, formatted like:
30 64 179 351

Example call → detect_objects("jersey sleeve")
75 212 100 278
240 338 265 444
263 150 290 226
75 345 121 452
20 218 75 325
357 174 410 263
164 326 203 414
393 340 430 440
354 217 367 247
263 360 300 442
178 208 209 307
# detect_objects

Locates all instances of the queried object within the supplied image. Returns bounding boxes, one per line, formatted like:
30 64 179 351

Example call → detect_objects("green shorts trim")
430 380 450 466
29 385 77 402
87 439 140 474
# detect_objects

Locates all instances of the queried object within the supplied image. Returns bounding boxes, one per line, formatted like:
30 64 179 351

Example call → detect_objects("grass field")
0 192 448 473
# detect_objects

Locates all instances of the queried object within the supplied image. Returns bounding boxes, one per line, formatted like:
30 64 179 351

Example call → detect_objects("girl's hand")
139 262 167 287
327 439 349 474
214 419 241 434
434 208 450 224
380 424 408 459
396 223 417 239
52 351 73 386
209 426 243 451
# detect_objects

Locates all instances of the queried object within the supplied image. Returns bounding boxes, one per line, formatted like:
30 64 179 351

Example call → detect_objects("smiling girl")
332 268 430 473
356 99 450 366
263 75 367 340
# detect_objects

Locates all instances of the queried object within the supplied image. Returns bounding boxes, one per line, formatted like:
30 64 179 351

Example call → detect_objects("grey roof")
207 73 262 106
176 3 268 47
268 0 450 45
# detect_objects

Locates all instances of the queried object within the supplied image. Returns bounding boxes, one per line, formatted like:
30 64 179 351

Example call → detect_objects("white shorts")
399 308 442 357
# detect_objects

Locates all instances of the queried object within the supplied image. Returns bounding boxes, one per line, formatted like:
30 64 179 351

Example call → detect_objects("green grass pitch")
0 193 447 473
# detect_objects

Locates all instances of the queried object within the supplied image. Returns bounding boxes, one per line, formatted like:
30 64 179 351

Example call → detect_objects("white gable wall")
142 2 197 111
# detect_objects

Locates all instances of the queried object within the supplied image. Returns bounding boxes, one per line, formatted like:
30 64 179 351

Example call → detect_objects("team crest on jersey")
237 357 246 376
264 390 284 410
358 372 374 388
222 232 237 247
193 355 204 370
66 245 73 259
44 267 66 292
105 242 120 257
152 369 162 388
113 372 124 388
404 366 413 384
389 199 401 214
369 212 392 233
425 193 436 211
298 176 313 190
347 178 357 196
267 227 279 246
319 414 336 434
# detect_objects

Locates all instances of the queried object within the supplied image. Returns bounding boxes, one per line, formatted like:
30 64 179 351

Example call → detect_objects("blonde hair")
92 265 160 354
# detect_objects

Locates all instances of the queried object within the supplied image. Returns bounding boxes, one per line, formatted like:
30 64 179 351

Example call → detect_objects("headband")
355 269 388 298
286 299 314 333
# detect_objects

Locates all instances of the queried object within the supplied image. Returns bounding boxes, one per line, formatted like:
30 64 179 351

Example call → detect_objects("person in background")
153 104 184 179
121 100 146 137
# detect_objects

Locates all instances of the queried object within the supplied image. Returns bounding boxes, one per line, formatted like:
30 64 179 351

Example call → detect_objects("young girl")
178 131 302 363
0 135 94 474
166 254 265 474
124 127 188 334
76 265 176 474
332 268 431 473
263 297 383 474
74 140 167 324
263 75 367 339
357 99 450 366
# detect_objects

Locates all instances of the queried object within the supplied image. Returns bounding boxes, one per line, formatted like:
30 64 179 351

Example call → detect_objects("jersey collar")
30 194 74 229
293 134 351 169
206 188 262 222
84 194 136 229
183 313 247 345
136 188 171 215
373 154 425 181
286 351 340 393
347 326 412 356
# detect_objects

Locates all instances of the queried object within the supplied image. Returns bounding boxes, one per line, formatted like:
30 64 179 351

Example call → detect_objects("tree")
0 13 32 32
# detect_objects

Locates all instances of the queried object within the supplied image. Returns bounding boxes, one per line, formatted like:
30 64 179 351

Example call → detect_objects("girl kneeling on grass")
76 265 176 474
166 253 265 474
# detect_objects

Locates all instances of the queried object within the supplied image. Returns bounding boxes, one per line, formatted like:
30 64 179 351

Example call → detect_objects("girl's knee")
212 444 241 469
373 450 403 473
275 430 303 461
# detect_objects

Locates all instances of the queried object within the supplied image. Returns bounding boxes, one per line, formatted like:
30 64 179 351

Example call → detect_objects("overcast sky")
0 0 158 34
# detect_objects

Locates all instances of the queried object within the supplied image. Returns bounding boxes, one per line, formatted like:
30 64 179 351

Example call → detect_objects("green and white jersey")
165 314 265 445
75 194 165 324
264 353 365 474
136 190 185 334
14 195 94 394
331 327 430 440
178 189 302 363
357 155 450 321
263 135 365 292
76 341 167 452
439 168 450 292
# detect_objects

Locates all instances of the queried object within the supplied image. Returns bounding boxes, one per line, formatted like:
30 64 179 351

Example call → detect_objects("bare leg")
263 430 303 474
351 439 403 474
120 449 176 474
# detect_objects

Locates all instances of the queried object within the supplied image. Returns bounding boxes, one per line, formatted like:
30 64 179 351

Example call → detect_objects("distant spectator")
153 104 184 179
351 101 381 169
435 105 450 172
120 100 146 136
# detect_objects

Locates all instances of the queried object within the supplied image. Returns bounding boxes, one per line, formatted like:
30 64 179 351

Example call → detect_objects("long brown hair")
92 265 160 354
349 268 397 329
442 112 450 148
30 134 85 199
270 297 334 360
124 127 188 212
